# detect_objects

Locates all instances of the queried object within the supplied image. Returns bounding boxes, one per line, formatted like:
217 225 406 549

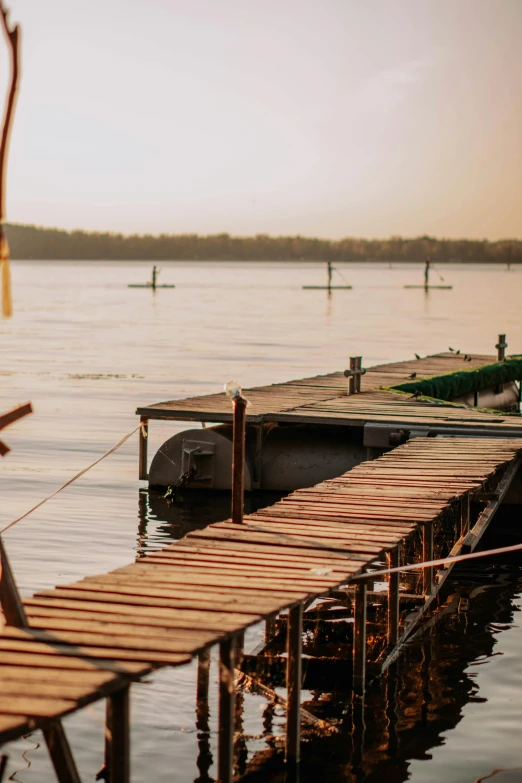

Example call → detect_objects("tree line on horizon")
4 222 521 263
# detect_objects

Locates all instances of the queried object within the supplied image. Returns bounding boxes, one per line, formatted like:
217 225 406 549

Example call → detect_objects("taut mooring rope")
0 424 141 534
351 540 522 581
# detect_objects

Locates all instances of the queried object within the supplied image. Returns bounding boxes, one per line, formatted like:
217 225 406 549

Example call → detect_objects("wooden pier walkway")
1 435 521 781
137 351 522 430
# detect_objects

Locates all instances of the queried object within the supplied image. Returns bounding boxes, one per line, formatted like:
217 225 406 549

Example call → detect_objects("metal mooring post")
344 356 366 395
226 382 248 524
496 333 507 361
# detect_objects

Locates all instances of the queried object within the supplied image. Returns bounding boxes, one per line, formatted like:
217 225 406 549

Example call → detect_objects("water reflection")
136 488 285 556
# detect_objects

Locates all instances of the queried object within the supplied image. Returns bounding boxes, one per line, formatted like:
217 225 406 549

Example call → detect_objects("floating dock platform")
137 351 522 490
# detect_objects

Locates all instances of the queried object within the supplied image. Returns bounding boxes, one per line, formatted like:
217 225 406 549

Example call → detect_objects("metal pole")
354 356 362 393
138 416 148 481
422 523 434 595
353 582 367 694
231 394 247 524
105 686 131 783
218 638 235 783
285 603 303 766
348 357 356 395
387 547 400 646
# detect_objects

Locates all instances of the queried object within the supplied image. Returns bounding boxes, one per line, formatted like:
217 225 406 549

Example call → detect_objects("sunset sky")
1 0 521 239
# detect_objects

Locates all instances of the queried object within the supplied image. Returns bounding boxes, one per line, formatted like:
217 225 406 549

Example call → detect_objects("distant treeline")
5 223 522 263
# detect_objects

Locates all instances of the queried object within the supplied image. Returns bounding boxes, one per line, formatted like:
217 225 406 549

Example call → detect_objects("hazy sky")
1 0 521 238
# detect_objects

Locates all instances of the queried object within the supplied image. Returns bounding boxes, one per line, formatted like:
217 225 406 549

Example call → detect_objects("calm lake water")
1 260 521 782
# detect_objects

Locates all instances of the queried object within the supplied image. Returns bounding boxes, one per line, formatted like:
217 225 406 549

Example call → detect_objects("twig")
0 1 20 318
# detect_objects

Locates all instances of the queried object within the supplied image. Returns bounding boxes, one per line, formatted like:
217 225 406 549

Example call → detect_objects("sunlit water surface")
0 261 521 782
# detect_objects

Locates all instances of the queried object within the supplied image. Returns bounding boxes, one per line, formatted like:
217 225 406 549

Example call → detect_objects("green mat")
386 356 522 402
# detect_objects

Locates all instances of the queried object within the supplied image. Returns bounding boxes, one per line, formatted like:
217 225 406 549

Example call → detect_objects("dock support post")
265 617 277 643
196 651 212 781
43 723 81 783
105 685 130 783
353 582 367 694
218 638 235 783
139 416 148 480
285 603 303 767
460 493 470 537
387 547 400 646
422 523 434 595
230 391 247 524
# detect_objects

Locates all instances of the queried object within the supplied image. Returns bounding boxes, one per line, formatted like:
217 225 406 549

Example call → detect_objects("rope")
0 425 141 535
351 540 522 581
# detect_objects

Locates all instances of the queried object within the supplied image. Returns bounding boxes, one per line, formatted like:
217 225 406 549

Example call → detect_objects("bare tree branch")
0 0 19 317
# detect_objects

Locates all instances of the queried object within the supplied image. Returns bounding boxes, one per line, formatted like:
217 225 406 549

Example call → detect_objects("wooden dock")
137 351 520 426
1 435 521 781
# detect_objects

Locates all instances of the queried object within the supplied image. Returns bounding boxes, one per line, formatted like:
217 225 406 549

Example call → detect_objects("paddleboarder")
424 257 431 287
327 261 333 289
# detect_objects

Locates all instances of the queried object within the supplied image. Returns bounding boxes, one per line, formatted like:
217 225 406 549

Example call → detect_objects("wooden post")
285 603 303 766
387 547 400 646
105 685 130 783
0 535 28 627
138 416 148 480
422 523 434 595
218 638 235 783
353 582 367 694
196 651 212 782
0 1 20 319
231 393 247 524
265 617 277 644
233 632 246 776
460 493 470 537
42 723 81 783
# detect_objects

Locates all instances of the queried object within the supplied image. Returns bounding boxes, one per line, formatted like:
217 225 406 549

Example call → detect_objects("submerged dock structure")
1 343 522 781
